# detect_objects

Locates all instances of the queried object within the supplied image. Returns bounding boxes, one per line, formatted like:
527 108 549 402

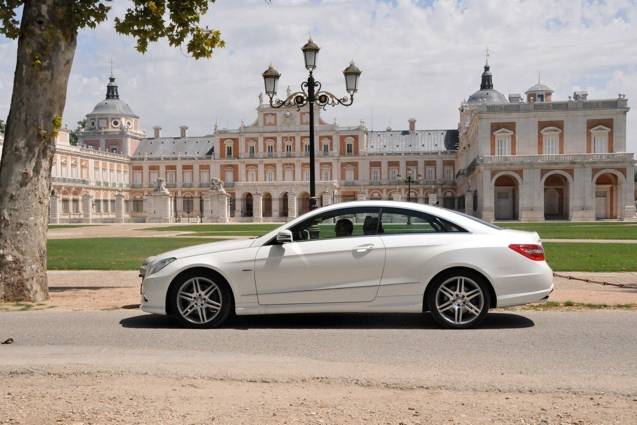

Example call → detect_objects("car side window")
379 208 465 235
290 207 381 241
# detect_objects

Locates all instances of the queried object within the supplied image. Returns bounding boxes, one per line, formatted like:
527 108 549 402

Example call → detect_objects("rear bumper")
494 263 554 308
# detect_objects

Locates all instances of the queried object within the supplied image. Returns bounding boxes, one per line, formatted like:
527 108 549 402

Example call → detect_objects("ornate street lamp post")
262 39 361 210
397 174 420 202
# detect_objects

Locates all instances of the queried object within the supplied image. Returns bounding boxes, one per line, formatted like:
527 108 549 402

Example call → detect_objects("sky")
1 0 637 151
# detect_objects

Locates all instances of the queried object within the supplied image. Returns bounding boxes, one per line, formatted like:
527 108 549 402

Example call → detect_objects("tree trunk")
0 1 77 302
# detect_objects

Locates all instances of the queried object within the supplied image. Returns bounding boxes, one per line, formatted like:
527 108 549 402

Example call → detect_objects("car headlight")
146 257 176 276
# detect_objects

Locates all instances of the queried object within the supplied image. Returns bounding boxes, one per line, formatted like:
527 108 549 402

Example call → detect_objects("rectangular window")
166 171 176 184
149 171 158 185
62 199 70 214
346 143 353 155
199 170 209 185
265 170 274 181
389 168 399 181
496 134 511 156
224 169 234 183
72 199 80 214
284 169 294 181
132 200 144 213
443 166 454 181
133 172 142 185
303 170 310 181
592 133 608 153
371 168 381 182
183 170 193 184
183 198 194 214
323 144 329 155
425 167 435 181
321 169 330 181
249 145 255 157
94 200 101 213
267 145 274 157
226 145 233 158
286 144 292 155
345 169 355 182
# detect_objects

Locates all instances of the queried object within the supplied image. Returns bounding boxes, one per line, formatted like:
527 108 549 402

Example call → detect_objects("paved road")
1 309 636 395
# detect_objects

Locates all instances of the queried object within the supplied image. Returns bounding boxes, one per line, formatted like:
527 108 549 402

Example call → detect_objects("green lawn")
543 242 637 272
47 238 214 270
499 222 637 240
46 237 637 272
144 224 278 237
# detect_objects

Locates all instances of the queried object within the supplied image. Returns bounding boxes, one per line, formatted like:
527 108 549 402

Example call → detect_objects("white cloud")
1 0 637 151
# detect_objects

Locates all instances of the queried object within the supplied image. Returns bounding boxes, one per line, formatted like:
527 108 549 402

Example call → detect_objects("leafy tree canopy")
69 119 86 146
0 0 224 59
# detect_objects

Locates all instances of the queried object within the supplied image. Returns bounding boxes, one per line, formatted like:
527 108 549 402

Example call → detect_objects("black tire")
426 270 491 329
168 271 233 329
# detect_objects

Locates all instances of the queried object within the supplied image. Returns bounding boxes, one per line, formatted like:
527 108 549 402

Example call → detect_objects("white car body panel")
140 201 554 317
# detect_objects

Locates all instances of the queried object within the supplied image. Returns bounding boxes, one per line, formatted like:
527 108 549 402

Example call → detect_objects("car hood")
145 238 257 264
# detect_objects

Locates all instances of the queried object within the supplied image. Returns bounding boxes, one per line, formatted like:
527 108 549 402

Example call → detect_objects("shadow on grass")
120 312 534 330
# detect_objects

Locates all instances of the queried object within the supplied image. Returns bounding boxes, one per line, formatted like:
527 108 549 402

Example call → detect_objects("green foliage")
69 119 86 146
543 242 637 272
500 222 637 240
114 0 225 59
0 0 224 60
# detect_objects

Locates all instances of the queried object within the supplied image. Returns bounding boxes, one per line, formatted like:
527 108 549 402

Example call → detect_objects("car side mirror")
276 229 293 244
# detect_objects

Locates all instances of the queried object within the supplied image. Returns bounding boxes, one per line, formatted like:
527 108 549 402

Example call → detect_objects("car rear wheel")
170 274 232 328
427 271 490 329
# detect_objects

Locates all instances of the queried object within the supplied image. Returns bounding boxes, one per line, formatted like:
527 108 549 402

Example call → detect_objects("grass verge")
500 222 637 240
543 242 637 272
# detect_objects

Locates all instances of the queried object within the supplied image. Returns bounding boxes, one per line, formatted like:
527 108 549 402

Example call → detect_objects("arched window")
541 127 561 155
591 125 610 153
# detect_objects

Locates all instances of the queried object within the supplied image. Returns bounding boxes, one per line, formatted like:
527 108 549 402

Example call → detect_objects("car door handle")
354 244 374 253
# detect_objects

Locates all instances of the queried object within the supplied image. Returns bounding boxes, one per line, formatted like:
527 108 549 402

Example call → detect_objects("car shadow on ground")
119 312 534 330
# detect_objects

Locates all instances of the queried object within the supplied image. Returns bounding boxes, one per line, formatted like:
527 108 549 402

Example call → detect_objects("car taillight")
509 244 545 261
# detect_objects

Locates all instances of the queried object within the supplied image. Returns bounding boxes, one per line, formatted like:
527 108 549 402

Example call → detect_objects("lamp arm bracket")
268 91 309 110
315 90 354 109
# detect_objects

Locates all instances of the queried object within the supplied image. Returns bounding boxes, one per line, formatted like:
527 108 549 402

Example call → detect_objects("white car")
140 201 553 329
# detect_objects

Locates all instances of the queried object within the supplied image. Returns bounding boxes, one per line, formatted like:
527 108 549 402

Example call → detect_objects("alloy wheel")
176 277 223 325
434 276 485 326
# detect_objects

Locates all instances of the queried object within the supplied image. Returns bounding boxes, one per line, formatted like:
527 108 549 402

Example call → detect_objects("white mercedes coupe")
140 201 553 329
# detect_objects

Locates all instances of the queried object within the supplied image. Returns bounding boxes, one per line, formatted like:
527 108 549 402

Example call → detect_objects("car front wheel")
427 271 490 329
169 274 232 328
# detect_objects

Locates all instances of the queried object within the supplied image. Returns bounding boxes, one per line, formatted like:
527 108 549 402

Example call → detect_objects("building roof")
368 129 459 153
133 136 216 158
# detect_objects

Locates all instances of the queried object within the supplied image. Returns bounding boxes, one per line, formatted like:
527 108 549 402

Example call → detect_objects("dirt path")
2 370 634 425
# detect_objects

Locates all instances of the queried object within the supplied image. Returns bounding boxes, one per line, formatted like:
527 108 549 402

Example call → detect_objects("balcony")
479 152 634 165
52 177 89 185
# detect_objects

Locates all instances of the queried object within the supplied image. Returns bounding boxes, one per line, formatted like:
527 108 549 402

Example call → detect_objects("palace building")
1 60 634 223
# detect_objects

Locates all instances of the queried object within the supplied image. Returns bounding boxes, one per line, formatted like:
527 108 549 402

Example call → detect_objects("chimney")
180 125 188 138
573 91 588 101
153 126 161 138
408 118 416 134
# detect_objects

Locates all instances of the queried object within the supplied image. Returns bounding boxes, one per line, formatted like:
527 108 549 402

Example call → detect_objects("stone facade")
1 62 633 223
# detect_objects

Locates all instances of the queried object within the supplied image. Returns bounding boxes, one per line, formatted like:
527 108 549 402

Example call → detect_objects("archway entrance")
494 174 519 220
242 193 253 217
298 192 310 215
594 173 620 219
263 193 272 217
544 174 569 220
279 192 288 217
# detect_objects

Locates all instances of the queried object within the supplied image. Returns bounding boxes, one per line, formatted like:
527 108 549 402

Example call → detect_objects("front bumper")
140 273 172 315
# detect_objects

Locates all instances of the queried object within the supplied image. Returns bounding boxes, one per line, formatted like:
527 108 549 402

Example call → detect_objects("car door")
377 207 467 295
253 207 385 305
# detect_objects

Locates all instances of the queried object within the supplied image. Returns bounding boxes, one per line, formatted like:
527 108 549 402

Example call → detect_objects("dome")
467 89 508 105
90 98 137 116
88 76 138 117
526 83 553 94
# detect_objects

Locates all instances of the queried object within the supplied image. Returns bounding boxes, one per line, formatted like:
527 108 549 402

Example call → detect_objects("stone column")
428 193 438 206
253 192 263 223
356 192 366 201
81 193 93 223
288 192 297 219
271 192 280 219
480 172 495 222
49 193 61 224
115 192 126 223
464 190 474 215
520 168 543 221
571 167 595 221
623 162 636 219
203 178 230 223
